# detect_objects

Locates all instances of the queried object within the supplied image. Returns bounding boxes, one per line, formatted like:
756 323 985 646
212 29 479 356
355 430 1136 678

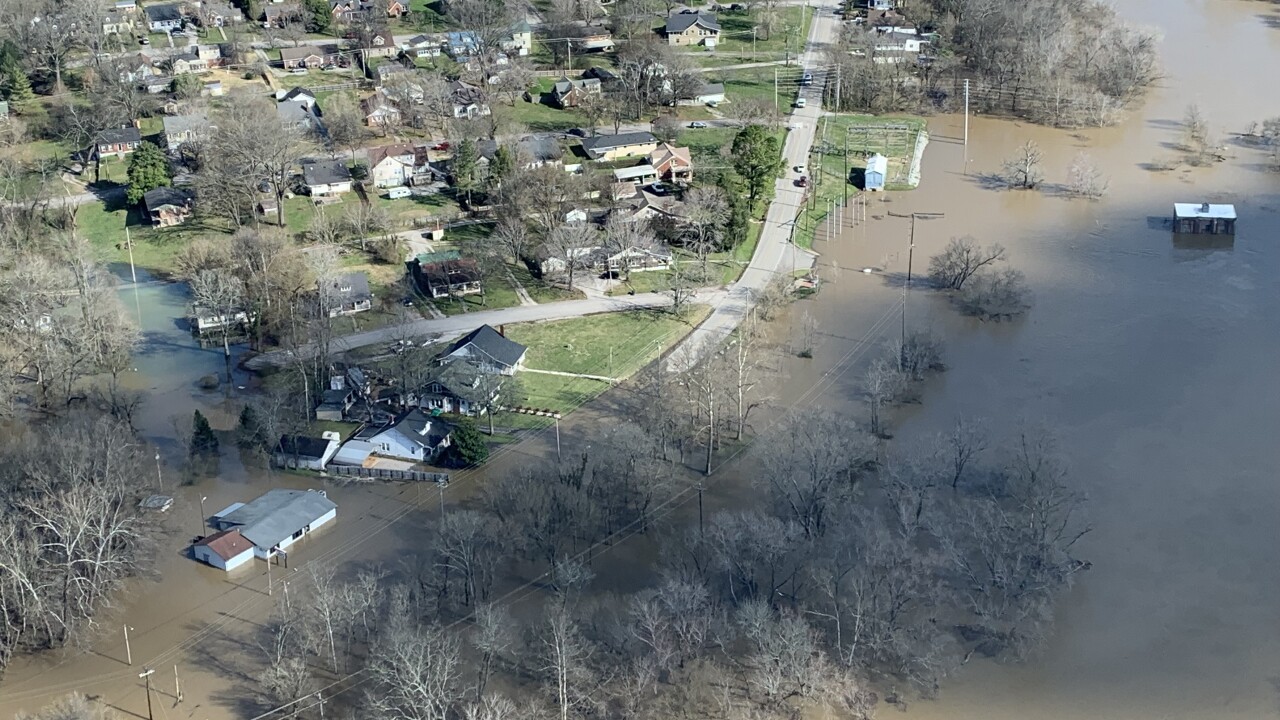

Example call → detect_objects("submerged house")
201 489 337 566
1172 203 1236 235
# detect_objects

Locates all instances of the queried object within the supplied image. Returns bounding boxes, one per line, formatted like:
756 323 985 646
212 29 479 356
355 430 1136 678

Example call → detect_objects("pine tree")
451 139 479 207
191 410 220 475
236 405 267 449
0 49 32 105
126 142 172 205
731 125 783 217
445 417 489 467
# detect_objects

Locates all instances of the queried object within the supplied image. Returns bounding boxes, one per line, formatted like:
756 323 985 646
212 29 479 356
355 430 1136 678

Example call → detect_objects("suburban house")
263 3 303 27
578 33 615 53
405 34 443 58
118 54 155 83
677 82 726 106
278 98 324 131
444 31 481 60
449 80 490 118
96 127 142 158
867 27 929 62
383 0 408 17
192 529 256 571
328 0 362 21
316 385 355 421
361 91 402 127
551 77 601 109
375 61 414 87
417 360 496 416
364 409 454 463
169 52 210 75
613 164 659 186
368 144 417 187
115 0 138 12
580 131 658 161
1173 203 1237 235
364 30 399 57
273 434 340 471
145 3 184 31
280 44 341 69
409 254 483 298
302 159 353 195
102 10 136 35
209 488 337 559
649 143 694 183
477 136 563 172
199 1 244 26
665 13 720 47
143 187 195 226
582 66 620 89
321 272 374 317
505 20 533 55
190 305 254 335
278 86 318 108
438 324 527 375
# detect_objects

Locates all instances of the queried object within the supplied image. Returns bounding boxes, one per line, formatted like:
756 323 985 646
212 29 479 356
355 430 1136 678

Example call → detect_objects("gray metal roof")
145 3 183 21
666 13 720 34
217 489 336 550
442 324 527 369
580 131 657 154
302 159 352 186
162 112 209 138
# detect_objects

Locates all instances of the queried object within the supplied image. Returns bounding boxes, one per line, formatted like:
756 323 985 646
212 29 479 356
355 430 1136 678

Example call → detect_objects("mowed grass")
503 306 711 413
714 6 815 56
606 222 763 296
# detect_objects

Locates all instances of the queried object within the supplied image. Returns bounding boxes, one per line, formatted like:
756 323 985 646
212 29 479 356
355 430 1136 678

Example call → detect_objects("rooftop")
218 489 336 550
666 13 720 33
443 324 528 369
302 159 352 187
1173 203 1236 220
98 126 141 145
143 187 194 209
276 435 334 460
162 112 210 137
194 529 255 561
581 131 658 153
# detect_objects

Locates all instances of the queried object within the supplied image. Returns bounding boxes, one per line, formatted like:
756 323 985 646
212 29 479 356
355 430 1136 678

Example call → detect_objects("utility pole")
887 211 944 364
154 451 162 490
774 67 778 111
266 551 272 596
834 63 841 113
316 693 325 720
197 496 207 537
963 78 970 174
138 668 155 720
123 625 133 665
438 481 445 516
125 226 137 284
752 26 756 55
174 664 182 703
554 417 561 462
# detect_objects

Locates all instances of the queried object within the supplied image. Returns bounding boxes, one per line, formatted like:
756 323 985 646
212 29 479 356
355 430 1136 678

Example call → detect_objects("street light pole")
123 625 133 665
198 496 207 537
154 451 162 490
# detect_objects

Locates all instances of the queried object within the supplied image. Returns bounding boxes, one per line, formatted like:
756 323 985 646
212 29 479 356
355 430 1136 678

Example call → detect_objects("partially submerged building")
1173 203 1236 235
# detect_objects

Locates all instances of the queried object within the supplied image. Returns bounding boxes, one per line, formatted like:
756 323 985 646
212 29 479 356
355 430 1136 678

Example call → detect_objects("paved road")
665 0 839 371
245 289 728 370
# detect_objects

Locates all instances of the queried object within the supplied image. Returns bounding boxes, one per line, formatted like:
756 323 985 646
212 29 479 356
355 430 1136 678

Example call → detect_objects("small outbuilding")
274 434 340 470
864 153 888 191
1173 203 1236 235
192 528 256 571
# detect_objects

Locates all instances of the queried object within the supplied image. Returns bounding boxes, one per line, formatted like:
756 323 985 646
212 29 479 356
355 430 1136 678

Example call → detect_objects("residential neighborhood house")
417 360 497 416
362 91 402 127
438 324 527 375
145 3 184 31
96 127 142 159
143 187 195 226
409 253 484 299
551 77 601 109
362 409 454 463
648 143 694 183
580 131 658 161
665 13 720 47
301 159 353 195
321 272 374 317
449 80 490 118
364 30 398 58
280 44 342 70
368 144 417 187
273 434 341 471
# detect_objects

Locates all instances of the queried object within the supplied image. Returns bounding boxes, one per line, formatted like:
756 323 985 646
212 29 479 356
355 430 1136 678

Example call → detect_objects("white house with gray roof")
210 489 336 559
161 112 211 152
438 324 527 375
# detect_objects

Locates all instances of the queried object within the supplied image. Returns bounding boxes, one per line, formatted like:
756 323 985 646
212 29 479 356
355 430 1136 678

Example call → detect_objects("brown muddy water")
3 0 1279 717
767 0 1280 717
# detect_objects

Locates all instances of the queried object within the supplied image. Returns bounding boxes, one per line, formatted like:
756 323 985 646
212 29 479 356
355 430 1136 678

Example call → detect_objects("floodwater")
773 0 1280 717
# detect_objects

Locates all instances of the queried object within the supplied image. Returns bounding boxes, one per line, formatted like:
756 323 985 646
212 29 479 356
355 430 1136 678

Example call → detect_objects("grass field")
719 65 803 109
792 113 926 248
606 221 762 295
500 305 712 415
713 6 815 56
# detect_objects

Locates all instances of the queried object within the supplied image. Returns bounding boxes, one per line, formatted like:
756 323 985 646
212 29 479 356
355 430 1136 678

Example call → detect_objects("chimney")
1200 202 1210 213
329 375 346 391
498 324 505 337
418 420 431 436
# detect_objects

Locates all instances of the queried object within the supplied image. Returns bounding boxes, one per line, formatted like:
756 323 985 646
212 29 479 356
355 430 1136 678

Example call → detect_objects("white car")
794 164 806 174
794 97 807 108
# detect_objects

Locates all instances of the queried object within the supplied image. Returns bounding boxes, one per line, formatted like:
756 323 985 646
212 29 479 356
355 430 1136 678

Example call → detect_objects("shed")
274 434 340 471
192 529 255 571
1173 203 1236 235
864 153 888 191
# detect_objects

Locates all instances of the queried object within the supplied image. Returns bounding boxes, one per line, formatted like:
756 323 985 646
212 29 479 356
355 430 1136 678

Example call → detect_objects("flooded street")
782 0 1280 716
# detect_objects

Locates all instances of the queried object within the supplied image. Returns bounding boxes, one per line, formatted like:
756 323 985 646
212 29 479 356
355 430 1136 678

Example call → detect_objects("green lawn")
792 113 926 248
497 90 589 133
509 263 582 303
502 305 712 413
606 222 760 296
432 282 522 315
76 197 217 276
714 6 814 56
720 66 803 108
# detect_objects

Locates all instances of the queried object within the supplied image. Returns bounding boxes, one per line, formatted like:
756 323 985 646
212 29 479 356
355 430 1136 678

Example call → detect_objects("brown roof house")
648 143 693 183
665 13 720 47
551 76 601 109
410 256 483 299
364 30 399 58
192 529 255 571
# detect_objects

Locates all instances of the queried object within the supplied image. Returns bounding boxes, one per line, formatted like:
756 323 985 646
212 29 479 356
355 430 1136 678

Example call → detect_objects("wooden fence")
329 465 450 484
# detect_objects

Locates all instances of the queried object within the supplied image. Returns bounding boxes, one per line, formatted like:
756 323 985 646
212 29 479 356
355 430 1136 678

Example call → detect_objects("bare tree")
207 95 316 227
756 411 872 538
367 616 466 720
1001 140 1044 189
540 603 594 720
957 267 1032 320
927 236 1006 290
682 186 728 275
473 603 516 701
1065 151 1108 199
189 268 246 384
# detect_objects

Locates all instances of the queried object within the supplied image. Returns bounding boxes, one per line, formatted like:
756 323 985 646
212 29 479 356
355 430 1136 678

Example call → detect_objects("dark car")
795 176 809 188
566 127 588 138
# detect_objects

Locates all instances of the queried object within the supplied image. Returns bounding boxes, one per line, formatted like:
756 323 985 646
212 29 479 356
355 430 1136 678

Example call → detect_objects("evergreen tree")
731 125 783 217
304 0 332 33
451 139 480 207
190 410 220 474
0 51 33 105
445 417 489 467
487 144 516 190
236 405 267 449
126 142 172 205
717 171 751 248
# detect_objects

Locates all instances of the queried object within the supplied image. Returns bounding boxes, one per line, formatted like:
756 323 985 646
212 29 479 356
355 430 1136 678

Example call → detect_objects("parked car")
794 97 807 108
138 36 150 45
793 164 806 174
800 72 813 86
289 67 308 75
431 141 451 151
795 176 809 188
689 121 709 129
